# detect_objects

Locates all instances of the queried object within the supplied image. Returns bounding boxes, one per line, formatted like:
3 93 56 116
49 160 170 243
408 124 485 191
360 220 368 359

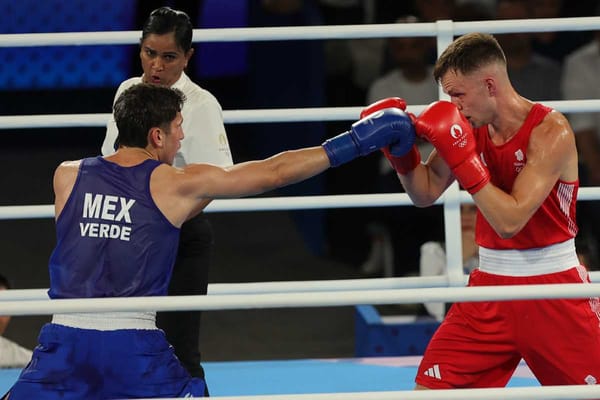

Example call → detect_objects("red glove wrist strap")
452 156 490 194
382 145 421 175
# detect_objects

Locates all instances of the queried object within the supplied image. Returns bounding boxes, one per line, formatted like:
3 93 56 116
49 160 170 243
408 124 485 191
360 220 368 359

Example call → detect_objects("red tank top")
474 103 578 250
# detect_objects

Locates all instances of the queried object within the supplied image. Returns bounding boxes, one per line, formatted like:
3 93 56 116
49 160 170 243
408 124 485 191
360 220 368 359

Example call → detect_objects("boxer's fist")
361 97 421 174
415 101 490 194
323 108 415 167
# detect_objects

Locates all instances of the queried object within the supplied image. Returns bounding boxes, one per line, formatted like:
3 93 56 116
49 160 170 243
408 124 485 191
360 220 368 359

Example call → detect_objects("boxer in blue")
5 83 416 399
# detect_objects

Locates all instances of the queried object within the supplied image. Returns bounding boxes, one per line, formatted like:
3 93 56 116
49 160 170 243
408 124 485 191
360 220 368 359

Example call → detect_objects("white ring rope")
199 385 600 400
0 193 414 220
1 17 599 47
4 273 600 300
2 100 600 130
0 276 455 301
5 271 600 300
0 283 599 316
2 187 600 221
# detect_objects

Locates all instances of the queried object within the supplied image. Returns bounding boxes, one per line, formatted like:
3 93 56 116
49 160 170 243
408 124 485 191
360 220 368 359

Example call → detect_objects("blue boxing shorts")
7 323 206 399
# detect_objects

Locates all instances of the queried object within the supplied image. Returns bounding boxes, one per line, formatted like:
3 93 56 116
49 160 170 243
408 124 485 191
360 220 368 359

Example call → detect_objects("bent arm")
473 115 577 238
398 149 455 207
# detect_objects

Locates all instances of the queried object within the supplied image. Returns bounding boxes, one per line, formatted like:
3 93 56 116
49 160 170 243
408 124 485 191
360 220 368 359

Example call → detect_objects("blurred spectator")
456 0 496 16
318 0 414 108
528 0 595 63
414 0 456 23
453 0 494 21
414 0 456 64
561 30 600 269
0 273 32 368
360 16 443 277
495 0 562 101
419 203 479 321
366 16 438 104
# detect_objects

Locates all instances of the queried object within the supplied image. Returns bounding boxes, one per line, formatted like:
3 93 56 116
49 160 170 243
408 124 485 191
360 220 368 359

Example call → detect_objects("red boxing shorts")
416 266 600 388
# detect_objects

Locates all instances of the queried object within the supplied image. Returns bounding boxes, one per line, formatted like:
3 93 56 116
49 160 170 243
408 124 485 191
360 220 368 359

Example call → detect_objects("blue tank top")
48 157 180 299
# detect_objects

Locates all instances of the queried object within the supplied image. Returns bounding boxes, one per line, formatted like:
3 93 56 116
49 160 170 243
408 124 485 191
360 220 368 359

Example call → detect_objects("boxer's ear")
148 127 163 148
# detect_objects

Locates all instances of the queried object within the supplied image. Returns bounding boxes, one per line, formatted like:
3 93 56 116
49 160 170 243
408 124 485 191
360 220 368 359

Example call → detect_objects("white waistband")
479 239 580 276
52 312 157 331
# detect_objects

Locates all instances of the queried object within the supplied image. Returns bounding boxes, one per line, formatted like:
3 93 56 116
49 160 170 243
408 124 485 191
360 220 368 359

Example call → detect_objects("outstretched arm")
151 147 331 227
185 108 416 200
188 146 331 199
153 109 417 227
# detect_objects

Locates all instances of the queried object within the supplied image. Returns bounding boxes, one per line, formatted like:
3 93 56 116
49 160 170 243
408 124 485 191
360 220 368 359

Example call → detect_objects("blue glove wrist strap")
322 131 358 167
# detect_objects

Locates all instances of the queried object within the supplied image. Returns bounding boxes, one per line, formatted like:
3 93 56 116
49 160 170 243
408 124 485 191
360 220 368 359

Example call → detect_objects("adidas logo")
424 364 442 380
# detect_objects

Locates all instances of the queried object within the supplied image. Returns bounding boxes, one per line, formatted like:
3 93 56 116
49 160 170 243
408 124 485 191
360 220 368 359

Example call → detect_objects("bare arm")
53 160 81 219
398 148 455 207
399 111 577 239
187 147 330 199
473 112 578 238
153 147 331 227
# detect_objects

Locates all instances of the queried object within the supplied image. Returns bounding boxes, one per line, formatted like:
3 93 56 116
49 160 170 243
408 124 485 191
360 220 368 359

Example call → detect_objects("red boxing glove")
360 97 407 118
381 145 421 175
361 97 421 175
414 101 490 194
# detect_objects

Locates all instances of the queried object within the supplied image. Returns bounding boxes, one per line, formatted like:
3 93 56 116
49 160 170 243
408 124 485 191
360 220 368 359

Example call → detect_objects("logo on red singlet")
514 149 525 173
584 375 597 384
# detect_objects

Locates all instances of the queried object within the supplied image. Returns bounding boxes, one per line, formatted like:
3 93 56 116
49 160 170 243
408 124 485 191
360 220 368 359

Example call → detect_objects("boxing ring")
2 15 600 399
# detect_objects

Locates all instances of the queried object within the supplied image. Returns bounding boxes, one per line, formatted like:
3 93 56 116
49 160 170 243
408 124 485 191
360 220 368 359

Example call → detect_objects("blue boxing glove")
360 97 421 175
322 108 416 167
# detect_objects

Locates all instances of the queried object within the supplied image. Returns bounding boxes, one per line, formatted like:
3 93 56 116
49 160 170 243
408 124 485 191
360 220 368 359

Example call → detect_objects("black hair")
141 6 193 52
113 83 185 148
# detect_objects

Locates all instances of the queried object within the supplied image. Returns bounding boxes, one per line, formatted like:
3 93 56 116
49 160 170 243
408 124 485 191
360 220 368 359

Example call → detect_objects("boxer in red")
363 32 600 390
